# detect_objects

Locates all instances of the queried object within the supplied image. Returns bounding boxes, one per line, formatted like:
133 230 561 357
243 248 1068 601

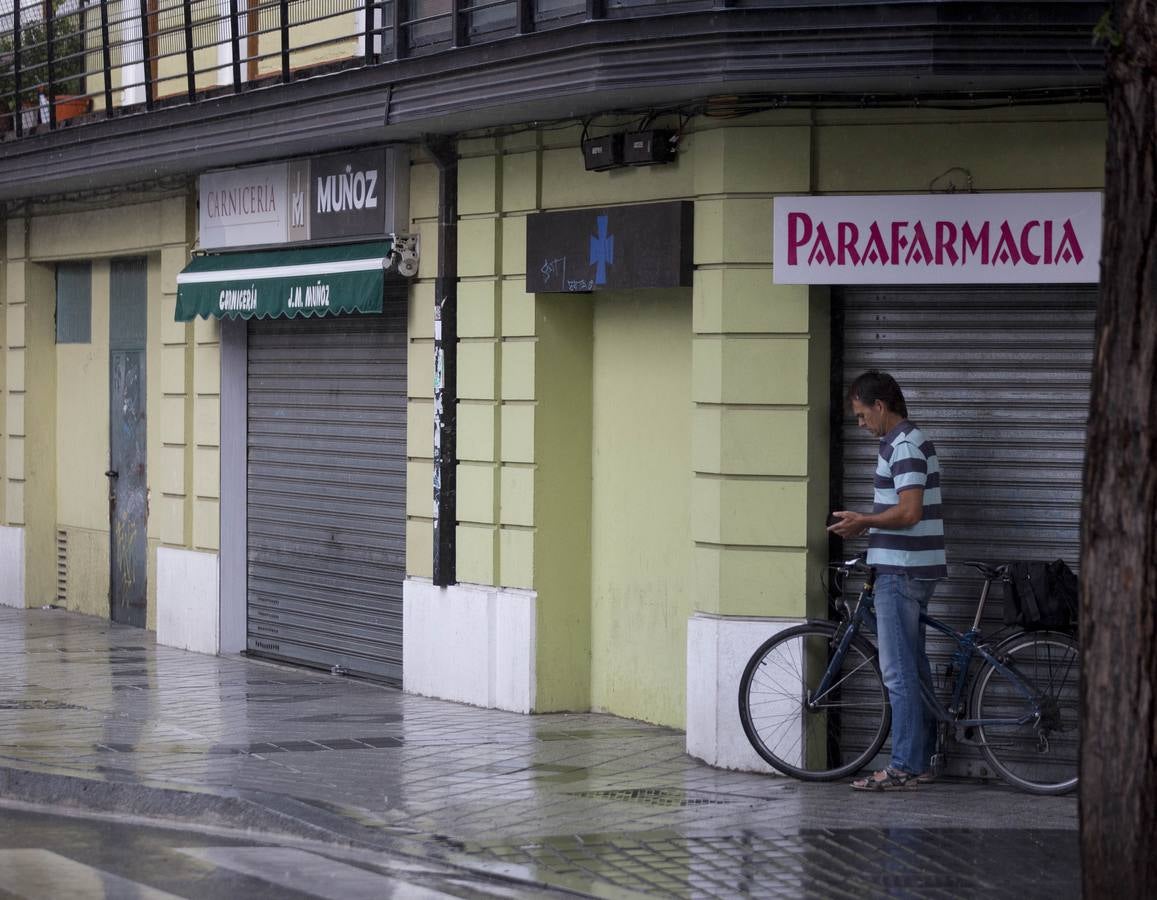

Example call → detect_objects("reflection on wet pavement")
0 806 522 899
0 850 185 900
458 827 1079 899
0 608 1081 899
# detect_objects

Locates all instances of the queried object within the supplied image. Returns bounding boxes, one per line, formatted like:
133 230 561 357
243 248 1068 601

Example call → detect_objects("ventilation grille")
56 529 69 607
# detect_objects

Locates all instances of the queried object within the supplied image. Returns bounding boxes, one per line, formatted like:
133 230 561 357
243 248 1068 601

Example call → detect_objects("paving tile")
0 608 1081 899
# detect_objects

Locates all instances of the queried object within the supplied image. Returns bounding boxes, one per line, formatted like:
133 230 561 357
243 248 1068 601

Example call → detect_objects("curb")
0 763 648 899
0 763 418 848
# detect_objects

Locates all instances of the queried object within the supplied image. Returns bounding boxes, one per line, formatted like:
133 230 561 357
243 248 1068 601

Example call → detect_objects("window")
55 261 92 344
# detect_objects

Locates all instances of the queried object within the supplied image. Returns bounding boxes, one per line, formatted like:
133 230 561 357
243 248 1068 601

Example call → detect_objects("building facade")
0 0 1105 775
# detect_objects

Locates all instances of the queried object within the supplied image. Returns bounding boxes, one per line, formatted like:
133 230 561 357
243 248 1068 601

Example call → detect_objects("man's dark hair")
848 370 909 418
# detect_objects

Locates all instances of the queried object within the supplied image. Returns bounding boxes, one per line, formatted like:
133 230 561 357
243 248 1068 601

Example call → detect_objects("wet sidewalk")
0 607 1079 898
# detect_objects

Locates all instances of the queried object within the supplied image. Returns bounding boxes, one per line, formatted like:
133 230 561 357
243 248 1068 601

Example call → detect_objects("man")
828 371 946 791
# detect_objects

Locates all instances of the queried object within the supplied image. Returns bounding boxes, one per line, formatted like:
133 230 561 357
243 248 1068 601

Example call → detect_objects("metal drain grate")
0 699 85 711
571 788 739 807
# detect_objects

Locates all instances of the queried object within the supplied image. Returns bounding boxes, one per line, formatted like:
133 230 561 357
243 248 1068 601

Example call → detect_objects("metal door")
245 302 407 682
835 285 1096 778
109 258 149 628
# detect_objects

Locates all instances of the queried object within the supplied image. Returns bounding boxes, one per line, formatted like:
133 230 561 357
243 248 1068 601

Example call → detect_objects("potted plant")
0 1 88 133
0 32 17 132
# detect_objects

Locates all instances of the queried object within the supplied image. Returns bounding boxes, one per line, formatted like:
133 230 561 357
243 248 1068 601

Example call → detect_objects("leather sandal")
851 767 919 791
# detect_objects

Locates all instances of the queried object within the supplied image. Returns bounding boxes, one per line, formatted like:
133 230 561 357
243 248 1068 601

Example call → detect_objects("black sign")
309 148 389 241
525 201 693 293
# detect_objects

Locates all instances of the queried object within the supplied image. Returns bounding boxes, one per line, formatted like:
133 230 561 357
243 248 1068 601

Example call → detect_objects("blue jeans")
871 573 939 774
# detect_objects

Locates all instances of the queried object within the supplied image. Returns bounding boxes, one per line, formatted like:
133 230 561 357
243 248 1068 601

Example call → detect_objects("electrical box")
623 129 676 166
582 134 624 171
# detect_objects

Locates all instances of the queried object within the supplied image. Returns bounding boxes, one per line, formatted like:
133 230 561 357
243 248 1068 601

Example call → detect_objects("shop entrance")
244 302 407 682
834 284 1097 778
108 258 149 629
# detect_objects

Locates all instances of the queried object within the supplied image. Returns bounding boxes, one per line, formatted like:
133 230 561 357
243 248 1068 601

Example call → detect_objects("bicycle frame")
810 570 1045 733
920 616 1042 730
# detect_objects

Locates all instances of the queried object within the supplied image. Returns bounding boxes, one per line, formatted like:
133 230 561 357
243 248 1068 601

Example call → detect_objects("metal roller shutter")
836 284 1095 779
246 299 407 683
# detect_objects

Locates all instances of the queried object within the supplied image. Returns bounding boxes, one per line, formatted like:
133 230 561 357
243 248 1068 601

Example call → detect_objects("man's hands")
827 489 925 539
827 510 869 538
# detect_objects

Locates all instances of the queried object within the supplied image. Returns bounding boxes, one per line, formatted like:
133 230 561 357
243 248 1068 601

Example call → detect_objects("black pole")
586 0 605 20
46 3 57 129
100 0 113 116
139 0 153 108
279 0 290 81
184 0 196 101
450 0 465 48
516 0 532 35
228 0 242 91
12 0 22 137
391 0 407 60
363 0 374 63
426 136 458 588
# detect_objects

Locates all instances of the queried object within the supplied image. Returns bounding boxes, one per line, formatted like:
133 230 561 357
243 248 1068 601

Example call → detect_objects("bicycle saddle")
962 560 1006 579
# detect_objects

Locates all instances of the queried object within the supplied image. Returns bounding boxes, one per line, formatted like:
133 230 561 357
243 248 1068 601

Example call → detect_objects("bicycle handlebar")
832 557 1008 580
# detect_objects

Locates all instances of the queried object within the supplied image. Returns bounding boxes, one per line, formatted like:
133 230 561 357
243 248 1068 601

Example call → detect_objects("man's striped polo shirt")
867 420 947 580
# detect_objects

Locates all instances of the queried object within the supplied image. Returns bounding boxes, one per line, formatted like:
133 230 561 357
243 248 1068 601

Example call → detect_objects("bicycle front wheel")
972 630 1080 795
738 623 890 781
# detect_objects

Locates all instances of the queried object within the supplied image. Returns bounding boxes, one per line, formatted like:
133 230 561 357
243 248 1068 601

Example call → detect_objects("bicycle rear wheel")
972 631 1080 795
738 622 890 781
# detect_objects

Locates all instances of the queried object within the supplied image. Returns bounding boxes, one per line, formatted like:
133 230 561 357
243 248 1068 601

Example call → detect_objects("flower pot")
54 94 91 123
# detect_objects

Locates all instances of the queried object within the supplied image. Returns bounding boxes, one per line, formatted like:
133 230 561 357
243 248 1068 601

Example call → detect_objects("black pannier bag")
1002 560 1079 632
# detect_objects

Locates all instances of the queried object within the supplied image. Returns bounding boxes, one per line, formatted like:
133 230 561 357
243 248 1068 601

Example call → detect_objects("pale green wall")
57 262 109 534
812 107 1106 193
0 251 4 527
532 294 593 711
590 290 692 725
1 222 10 526
55 260 111 617
397 103 1108 727
0 196 196 623
23 261 57 608
4 220 27 537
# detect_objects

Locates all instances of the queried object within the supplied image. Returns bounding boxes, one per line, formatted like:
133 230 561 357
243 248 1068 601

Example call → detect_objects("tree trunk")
1080 1 1157 896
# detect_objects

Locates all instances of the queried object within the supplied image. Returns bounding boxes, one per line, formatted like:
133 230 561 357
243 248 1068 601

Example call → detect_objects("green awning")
175 241 392 321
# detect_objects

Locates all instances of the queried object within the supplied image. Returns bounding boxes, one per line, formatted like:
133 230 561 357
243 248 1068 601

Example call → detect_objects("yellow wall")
23 260 57 608
590 290 692 724
55 261 110 617
0 233 5 525
89 5 364 111
530 293 593 711
402 103 1106 727
1 195 196 622
4 220 26 535
405 153 437 580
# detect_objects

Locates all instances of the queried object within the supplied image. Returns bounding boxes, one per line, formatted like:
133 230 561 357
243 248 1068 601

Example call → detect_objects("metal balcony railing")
0 0 716 139
0 0 1107 143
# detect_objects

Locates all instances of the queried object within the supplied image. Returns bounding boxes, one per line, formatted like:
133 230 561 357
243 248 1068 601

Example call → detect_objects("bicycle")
737 557 1080 795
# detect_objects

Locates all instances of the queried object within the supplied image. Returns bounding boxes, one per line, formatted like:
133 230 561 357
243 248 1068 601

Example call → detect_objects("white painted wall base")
0 527 25 609
686 612 806 773
156 547 220 655
403 578 536 713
